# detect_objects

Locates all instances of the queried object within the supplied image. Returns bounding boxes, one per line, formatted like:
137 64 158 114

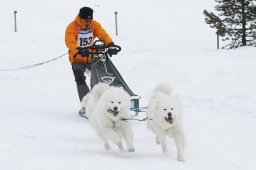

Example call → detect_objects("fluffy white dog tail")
91 83 110 99
81 83 110 108
152 82 173 96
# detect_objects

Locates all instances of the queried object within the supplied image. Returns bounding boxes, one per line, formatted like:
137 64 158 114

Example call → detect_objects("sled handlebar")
73 40 121 58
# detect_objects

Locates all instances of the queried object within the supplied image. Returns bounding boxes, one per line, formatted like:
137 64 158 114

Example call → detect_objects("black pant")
72 62 91 101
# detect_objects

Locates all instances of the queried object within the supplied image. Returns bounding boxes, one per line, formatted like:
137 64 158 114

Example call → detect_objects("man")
65 6 119 116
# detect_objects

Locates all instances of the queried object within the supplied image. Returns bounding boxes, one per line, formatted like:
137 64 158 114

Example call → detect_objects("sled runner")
76 40 141 115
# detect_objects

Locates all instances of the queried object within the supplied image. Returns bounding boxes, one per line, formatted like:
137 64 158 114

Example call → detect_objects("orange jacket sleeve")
65 21 78 57
91 20 113 45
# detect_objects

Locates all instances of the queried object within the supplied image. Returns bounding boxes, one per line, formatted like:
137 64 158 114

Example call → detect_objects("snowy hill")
0 0 256 170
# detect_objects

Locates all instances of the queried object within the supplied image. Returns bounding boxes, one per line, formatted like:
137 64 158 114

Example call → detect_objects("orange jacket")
65 15 113 64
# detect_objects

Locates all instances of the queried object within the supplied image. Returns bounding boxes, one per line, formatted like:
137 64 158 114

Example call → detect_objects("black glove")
108 48 118 57
77 49 90 57
108 42 115 47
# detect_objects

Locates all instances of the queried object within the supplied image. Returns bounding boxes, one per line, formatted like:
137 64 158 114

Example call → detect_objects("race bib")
77 29 93 48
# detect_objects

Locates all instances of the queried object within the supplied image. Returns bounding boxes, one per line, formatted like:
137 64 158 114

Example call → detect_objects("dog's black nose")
168 112 172 117
113 106 118 111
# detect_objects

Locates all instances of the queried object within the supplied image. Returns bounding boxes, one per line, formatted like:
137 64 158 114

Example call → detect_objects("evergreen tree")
203 0 256 49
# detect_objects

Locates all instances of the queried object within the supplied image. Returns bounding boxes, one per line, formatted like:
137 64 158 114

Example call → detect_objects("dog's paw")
162 151 169 156
177 155 185 162
117 142 125 152
155 136 160 144
128 146 135 152
104 142 110 150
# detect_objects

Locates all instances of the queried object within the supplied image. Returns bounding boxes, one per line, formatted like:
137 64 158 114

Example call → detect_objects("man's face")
81 19 92 26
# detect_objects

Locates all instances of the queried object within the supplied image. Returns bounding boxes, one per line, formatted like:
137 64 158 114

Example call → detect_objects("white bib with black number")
77 29 93 48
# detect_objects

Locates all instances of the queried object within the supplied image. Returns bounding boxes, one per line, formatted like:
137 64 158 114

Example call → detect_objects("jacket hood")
75 14 92 29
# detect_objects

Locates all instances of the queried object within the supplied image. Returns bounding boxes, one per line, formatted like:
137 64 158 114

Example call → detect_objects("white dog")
82 83 135 152
146 83 185 161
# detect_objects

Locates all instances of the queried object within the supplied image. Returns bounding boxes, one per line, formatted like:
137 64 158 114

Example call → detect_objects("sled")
76 40 141 115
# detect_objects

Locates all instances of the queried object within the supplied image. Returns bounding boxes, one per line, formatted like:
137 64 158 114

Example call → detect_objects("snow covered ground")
0 0 256 169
